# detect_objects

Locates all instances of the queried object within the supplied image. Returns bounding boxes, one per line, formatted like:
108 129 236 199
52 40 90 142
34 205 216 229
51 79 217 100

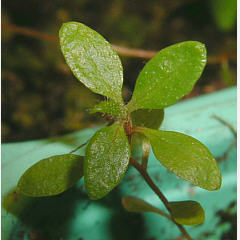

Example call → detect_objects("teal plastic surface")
2 87 237 240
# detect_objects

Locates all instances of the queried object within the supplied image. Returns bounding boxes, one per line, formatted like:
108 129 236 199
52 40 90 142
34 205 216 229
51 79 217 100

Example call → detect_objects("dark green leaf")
131 109 164 129
59 22 123 103
122 196 171 219
128 41 207 111
138 127 221 190
85 122 130 200
90 100 127 118
169 201 205 226
17 154 84 197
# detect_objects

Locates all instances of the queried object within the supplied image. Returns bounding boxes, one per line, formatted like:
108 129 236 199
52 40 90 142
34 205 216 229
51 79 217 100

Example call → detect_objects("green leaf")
122 196 171 220
169 201 205 226
59 22 123 103
131 109 164 167
131 109 164 129
17 154 84 197
90 100 127 118
85 122 130 200
210 0 237 32
138 127 221 190
3 189 37 217
128 41 207 111
122 197 204 226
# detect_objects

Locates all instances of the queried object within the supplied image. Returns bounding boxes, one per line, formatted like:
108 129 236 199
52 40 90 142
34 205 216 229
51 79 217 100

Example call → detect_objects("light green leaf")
169 201 205 226
85 122 130 200
59 22 123 103
90 100 127 118
122 196 171 220
128 41 207 111
17 154 84 197
131 109 164 129
138 127 221 190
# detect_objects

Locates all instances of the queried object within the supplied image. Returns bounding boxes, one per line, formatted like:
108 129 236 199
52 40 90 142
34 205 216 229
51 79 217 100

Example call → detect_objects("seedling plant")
17 22 222 240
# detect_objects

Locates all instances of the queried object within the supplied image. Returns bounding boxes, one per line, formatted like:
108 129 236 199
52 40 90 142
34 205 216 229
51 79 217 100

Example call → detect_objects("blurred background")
2 0 237 143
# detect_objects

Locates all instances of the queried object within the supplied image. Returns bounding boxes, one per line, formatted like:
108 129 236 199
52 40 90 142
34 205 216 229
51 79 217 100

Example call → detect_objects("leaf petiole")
69 140 89 154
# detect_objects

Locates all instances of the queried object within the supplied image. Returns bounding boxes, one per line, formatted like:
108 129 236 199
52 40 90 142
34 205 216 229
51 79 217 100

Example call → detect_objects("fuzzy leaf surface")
17 154 84 197
90 100 127 118
139 127 221 190
85 122 130 200
169 201 205 226
128 41 207 111
59 22 123 102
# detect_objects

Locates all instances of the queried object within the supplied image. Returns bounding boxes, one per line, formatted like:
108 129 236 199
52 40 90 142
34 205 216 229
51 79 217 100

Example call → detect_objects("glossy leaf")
17 154 84 197
128 41 207 111
122 196 171 220
131 109 164 129
85 122 130 200
90 100 127 118
169 201 205 226
138 127 221 190
59 22 123 103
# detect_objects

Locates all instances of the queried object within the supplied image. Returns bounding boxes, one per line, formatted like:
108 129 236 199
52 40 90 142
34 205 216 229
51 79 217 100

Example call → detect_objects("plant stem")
3 21 236 63
129 157 193 240
141 138 150 169
212 115 237 138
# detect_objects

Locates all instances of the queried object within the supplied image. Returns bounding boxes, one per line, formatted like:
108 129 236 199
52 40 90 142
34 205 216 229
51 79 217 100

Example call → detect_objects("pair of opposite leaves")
17 22 221 202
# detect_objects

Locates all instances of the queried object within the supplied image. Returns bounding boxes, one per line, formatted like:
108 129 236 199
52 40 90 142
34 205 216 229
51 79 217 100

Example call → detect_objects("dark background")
2 0 237 142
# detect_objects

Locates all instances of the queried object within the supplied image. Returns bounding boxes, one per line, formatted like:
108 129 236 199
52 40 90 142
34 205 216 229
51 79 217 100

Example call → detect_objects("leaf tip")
121 196 130 209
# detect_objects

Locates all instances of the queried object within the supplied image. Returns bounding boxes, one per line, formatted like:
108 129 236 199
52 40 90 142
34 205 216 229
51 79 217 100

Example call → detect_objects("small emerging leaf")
90 100 127 118
59 22 124 103
169 201 205 226
122 196 171 220
85 122 130 200
138 127 222 190
128 41 207 111
131 109 164 166
17 154 84 197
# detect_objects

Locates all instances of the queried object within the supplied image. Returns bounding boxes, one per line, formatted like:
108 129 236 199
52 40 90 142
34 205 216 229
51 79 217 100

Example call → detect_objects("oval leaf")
59 22 123 103
128 41 207 111
138 127 222 190
169 201 205 226
85 122 130 200
17 154 84 197
90 100 127 118
122 196 171 220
